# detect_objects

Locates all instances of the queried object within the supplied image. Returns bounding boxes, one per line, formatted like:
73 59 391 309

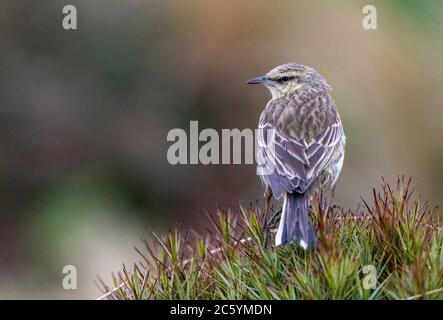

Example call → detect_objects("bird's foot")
263 208 282 248
315 199 342 213
331 203 343 211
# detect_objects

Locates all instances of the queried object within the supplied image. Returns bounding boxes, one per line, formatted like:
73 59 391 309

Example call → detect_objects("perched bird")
247 63 346 248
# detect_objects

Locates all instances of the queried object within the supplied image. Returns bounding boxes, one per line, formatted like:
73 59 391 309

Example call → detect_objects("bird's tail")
275 192 316 249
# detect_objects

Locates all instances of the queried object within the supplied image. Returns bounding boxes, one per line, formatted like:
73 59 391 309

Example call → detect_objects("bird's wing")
257 95 343 198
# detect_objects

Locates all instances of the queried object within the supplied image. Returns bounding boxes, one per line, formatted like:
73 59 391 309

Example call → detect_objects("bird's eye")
277 76 294 83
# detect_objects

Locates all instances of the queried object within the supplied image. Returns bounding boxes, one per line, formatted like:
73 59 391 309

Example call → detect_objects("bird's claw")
263 208 282 248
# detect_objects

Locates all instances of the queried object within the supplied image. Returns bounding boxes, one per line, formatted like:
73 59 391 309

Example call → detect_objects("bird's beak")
246 76 268 85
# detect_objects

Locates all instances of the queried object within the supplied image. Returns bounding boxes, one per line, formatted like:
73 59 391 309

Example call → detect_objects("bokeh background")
1 0 442 299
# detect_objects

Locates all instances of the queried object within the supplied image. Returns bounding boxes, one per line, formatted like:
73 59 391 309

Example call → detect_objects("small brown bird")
247 63 346 248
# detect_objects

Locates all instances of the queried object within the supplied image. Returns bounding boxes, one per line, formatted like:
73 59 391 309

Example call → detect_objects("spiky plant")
96 177 442 300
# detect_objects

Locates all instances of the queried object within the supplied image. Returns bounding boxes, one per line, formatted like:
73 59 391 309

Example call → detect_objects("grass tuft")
96 177 442 300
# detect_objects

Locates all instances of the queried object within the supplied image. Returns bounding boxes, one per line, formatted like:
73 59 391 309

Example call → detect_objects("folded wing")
257 96 343 199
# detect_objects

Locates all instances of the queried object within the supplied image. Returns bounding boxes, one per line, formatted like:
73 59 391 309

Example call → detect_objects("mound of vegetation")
97 177 442 300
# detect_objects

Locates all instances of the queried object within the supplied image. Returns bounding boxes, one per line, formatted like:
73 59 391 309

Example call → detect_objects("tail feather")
275 192 316 248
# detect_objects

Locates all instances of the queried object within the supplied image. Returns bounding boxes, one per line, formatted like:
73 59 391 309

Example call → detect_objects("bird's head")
246 63 331 99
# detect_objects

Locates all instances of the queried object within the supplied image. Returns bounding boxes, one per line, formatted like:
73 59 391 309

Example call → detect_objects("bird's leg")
267 208 282 228
261 186 273 248
263 208 282 248
263 186 273 224
262 186 272 248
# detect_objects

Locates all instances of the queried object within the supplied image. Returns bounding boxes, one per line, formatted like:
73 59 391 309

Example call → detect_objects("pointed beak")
246 76 268 85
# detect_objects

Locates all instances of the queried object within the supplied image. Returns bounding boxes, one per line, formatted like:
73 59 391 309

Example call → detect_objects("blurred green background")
0 0 442 298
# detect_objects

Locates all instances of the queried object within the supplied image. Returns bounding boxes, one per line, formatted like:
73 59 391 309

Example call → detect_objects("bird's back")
257 87 344 198
260 88 339 143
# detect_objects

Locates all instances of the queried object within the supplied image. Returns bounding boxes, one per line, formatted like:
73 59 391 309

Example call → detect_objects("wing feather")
257 95 343 198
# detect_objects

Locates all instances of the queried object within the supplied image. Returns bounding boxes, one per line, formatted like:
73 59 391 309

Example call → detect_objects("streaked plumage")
247 63 346 248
